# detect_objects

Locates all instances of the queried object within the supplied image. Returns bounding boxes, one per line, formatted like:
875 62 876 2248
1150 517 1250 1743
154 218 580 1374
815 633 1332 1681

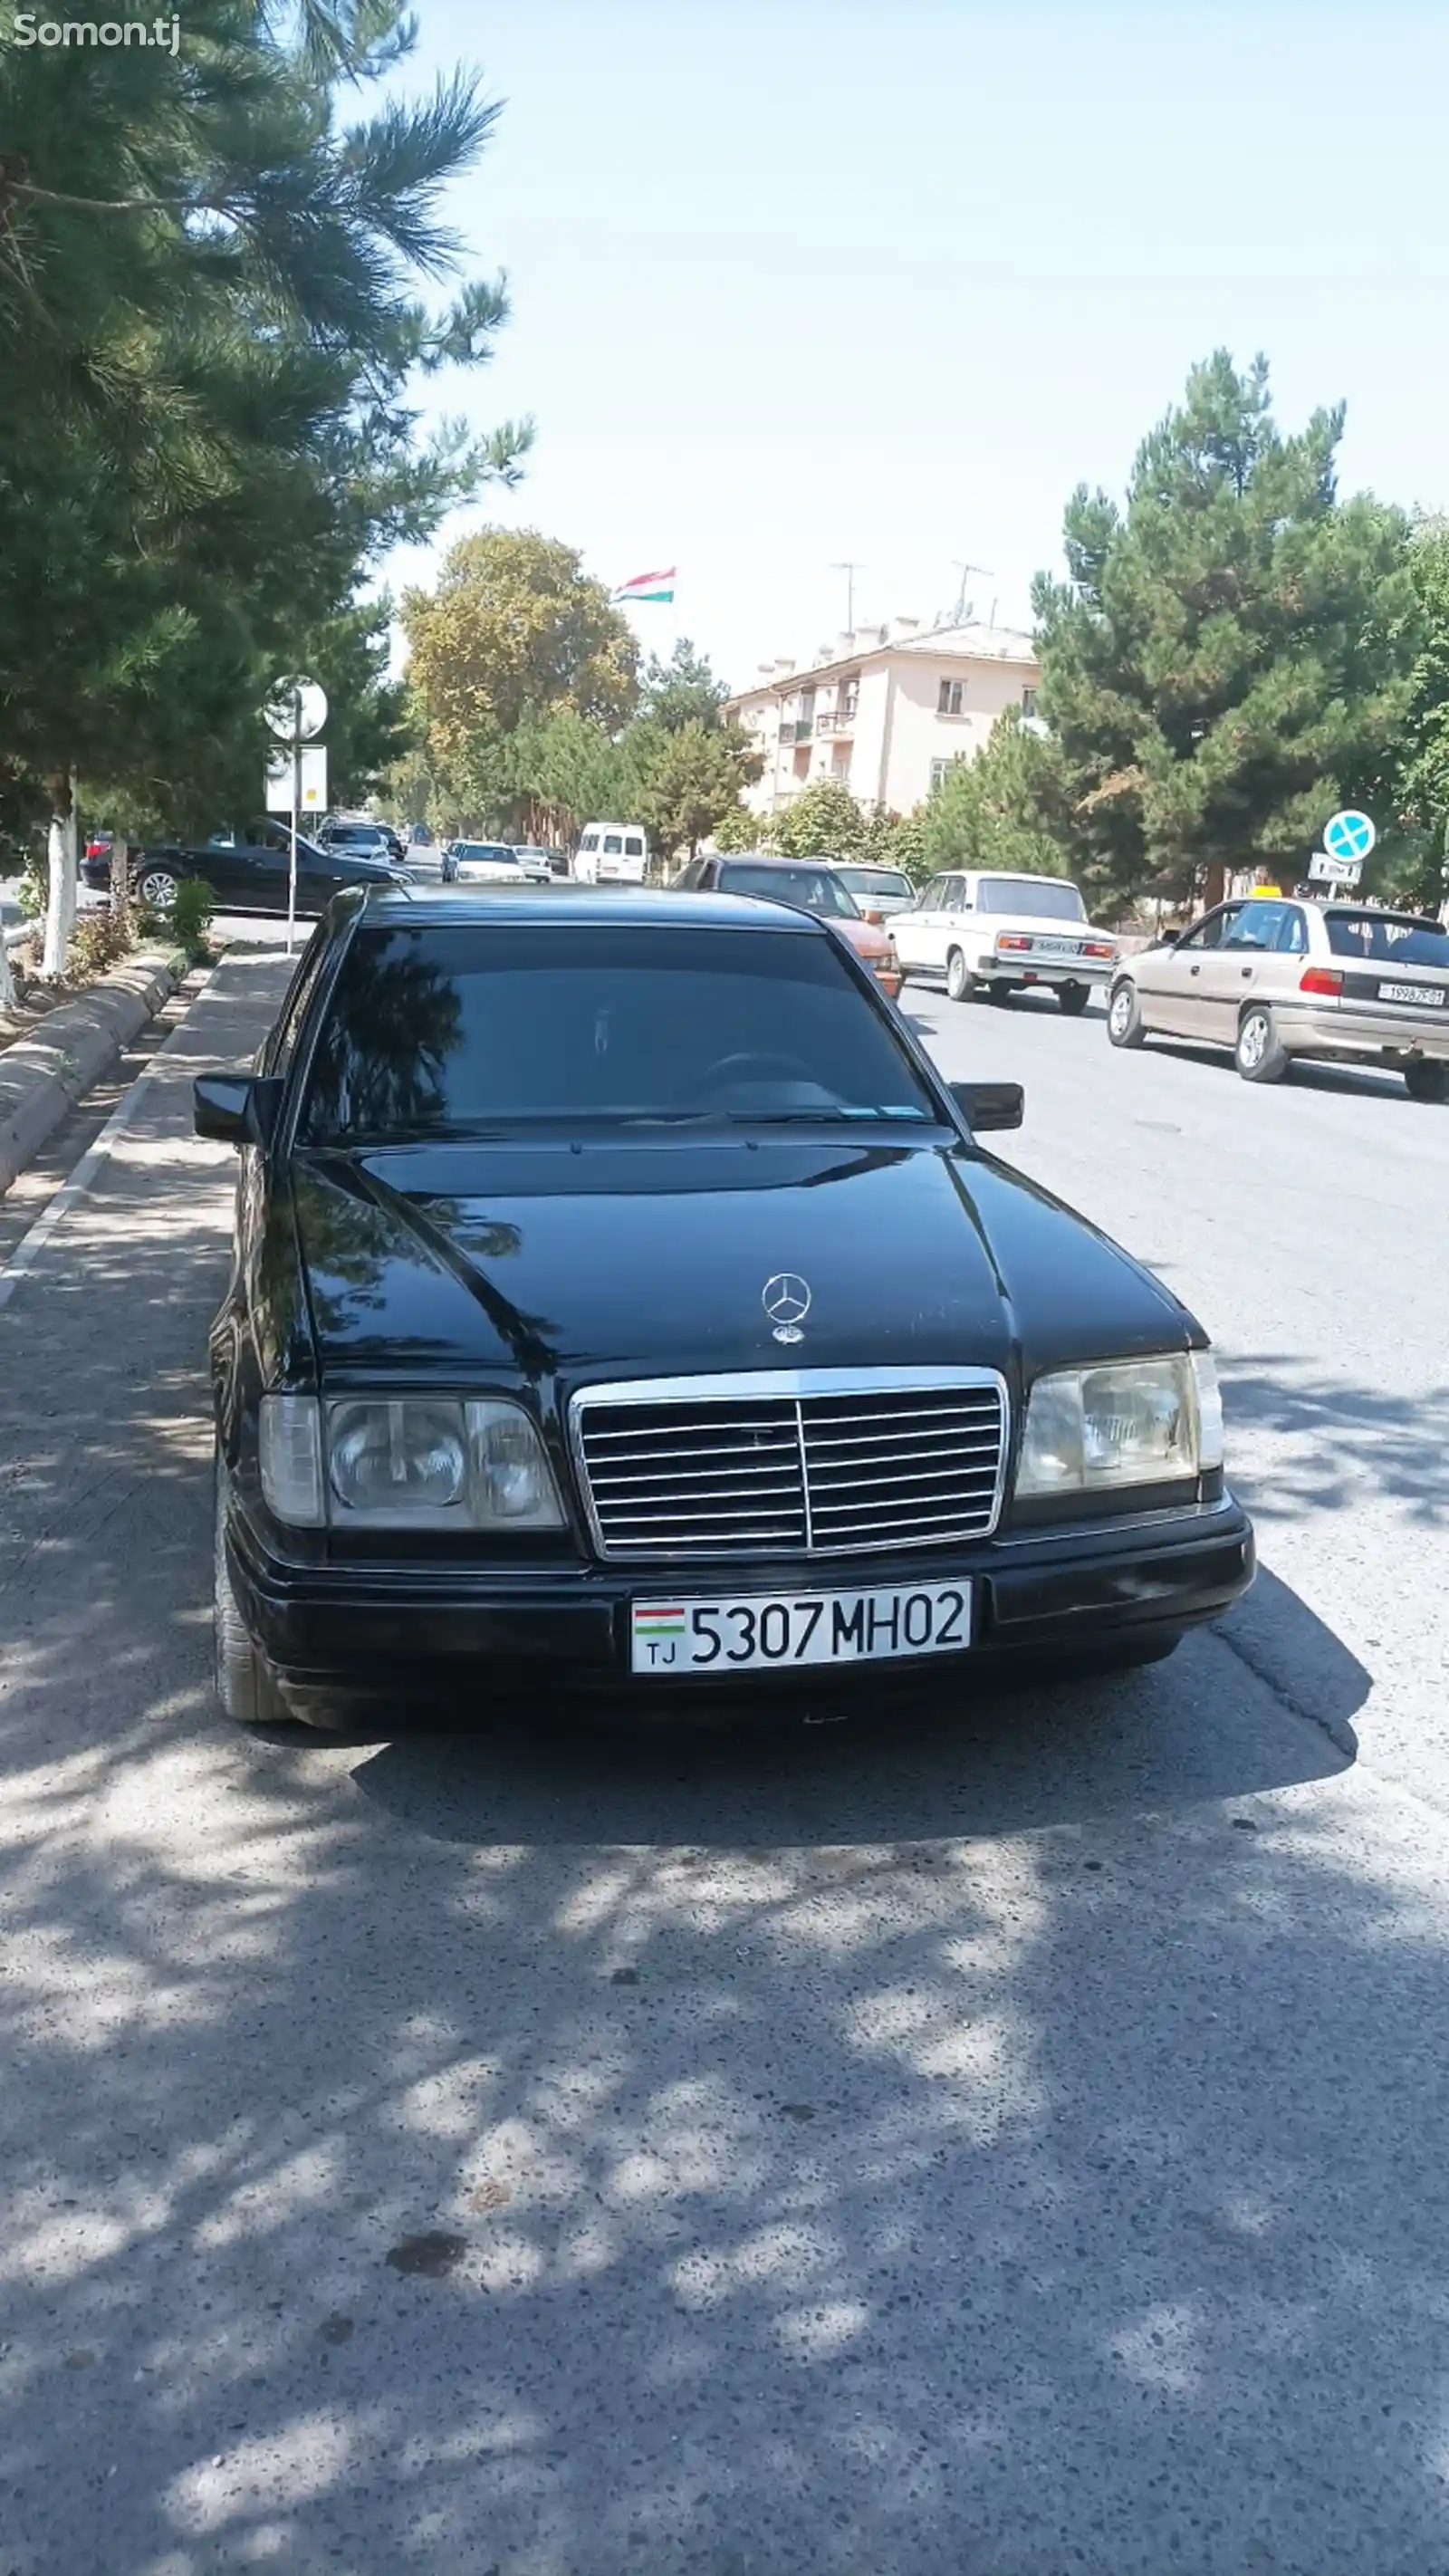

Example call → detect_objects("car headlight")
259 1394 565 1531
1014 1351 1222 1498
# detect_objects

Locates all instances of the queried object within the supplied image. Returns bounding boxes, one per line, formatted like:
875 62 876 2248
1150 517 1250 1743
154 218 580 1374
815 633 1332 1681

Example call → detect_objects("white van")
574 822 648 885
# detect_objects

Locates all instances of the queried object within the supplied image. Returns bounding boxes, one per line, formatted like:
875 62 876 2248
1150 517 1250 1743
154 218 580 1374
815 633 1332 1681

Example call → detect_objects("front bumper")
228 1493 1254 1698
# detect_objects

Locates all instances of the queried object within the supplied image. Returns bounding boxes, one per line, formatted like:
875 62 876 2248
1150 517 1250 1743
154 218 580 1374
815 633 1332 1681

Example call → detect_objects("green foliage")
712 802 768 852
402 530 638 774
921 713 1072 879
859 805 927 880
773 779 868 860
1381 520 1449 913
638 640 731 734
632 719 759 860
67 908 133 982
0 2 529 833
1032 351 1418 908
168 876 217 964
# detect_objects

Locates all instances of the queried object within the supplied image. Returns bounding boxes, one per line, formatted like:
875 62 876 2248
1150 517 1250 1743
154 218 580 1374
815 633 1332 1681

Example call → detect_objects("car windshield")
975 877 1087 920
1326 910 1449 966
300 923 936 1138
837 868 913 899
455 844 519 865
717 864 860 918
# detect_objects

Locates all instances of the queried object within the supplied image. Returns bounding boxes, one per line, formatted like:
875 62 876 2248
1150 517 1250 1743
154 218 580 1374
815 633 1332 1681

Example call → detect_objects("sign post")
1313 808 1376 899
264 678 328 956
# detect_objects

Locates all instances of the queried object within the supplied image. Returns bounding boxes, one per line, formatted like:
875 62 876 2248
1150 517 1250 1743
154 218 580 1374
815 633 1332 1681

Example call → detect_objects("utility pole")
830 561 864 633
949 561 993 626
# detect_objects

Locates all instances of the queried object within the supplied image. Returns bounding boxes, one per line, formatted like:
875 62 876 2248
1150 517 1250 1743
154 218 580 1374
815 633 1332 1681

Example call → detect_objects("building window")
1022 687 1039 717
841 680 859 719
930 755 968 793
937 678 964 716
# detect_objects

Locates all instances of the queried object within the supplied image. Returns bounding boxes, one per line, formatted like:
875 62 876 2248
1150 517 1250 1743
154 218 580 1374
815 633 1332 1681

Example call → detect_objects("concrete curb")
0 951 180 1198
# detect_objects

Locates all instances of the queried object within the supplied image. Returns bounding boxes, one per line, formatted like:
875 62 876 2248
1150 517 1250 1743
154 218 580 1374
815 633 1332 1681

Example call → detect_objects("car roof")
713 852 837 869
353 884 827 932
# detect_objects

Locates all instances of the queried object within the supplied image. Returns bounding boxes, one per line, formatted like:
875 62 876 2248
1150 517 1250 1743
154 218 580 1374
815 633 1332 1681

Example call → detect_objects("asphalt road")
1 956 1447 2576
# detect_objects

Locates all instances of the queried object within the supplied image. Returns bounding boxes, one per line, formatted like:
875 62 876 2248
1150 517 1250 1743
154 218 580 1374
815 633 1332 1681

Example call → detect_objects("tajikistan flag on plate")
612 566 676 604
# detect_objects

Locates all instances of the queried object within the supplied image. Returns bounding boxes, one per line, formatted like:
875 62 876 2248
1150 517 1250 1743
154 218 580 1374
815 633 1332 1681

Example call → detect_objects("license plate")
1378 981 1444 1006
630 1581 973 1676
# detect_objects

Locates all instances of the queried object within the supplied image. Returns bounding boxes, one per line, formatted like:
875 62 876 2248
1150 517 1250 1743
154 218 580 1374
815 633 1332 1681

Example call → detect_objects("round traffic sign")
1322 808 1376 866
264 676 328 742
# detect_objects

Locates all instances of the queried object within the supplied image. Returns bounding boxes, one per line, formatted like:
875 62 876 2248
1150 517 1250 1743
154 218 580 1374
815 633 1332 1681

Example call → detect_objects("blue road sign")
1322 809 1376 866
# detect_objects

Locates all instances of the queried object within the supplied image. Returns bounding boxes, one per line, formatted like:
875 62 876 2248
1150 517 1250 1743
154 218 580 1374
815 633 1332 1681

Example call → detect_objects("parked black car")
197 885 1253 1727
119 819 409 915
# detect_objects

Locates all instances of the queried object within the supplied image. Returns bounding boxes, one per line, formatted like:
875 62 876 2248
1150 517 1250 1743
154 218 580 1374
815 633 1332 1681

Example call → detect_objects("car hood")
289 1133 1193 1396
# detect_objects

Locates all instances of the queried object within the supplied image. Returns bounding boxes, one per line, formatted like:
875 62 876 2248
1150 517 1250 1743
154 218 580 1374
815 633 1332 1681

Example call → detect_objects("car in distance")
1107 895 1449 1098
440 840 551 888
196 883 1252 1728
574 822 649 884
892 870 1118 1011
315 816 407 865
509 846 557 885
830 862 919 920
126 820 411 915
671 851 902 1000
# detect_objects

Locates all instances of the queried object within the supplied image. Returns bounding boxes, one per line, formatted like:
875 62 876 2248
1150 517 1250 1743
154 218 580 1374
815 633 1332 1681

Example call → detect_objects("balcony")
815 706 856 739
778 718 813 745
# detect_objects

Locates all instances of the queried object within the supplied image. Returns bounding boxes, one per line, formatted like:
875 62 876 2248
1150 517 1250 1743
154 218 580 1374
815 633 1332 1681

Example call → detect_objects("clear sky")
384 0 1449 690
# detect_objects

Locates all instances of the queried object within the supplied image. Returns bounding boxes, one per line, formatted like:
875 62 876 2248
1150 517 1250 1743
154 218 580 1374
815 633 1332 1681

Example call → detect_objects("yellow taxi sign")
1247 884 1282 899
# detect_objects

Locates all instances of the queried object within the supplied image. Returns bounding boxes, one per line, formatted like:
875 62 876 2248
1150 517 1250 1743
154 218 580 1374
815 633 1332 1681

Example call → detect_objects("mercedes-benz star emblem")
763 1272 811 1345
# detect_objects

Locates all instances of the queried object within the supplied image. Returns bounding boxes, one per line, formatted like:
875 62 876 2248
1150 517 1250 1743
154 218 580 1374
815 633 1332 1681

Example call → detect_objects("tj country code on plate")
630 1581 974 1675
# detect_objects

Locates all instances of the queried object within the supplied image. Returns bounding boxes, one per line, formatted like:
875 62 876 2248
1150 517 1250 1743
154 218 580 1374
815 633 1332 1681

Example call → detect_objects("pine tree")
1033 351 1417 909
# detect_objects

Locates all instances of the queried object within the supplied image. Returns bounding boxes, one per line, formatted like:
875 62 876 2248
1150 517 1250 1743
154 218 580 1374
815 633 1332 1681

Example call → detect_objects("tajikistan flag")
612 566 676 604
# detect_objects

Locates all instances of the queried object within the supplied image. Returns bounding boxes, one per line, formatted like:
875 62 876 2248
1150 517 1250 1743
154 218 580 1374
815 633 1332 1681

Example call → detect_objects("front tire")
136 861 179 909
214 1455 283 1726
945 947 974 1004
1235 1004 1289 1084
1107 980 1146 1048
1057 982 1090 1016
1404 1060 1448 1103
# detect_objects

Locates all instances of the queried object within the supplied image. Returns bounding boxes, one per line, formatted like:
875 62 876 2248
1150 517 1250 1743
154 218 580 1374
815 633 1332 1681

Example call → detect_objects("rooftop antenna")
949 561 993 626
830 561 864 633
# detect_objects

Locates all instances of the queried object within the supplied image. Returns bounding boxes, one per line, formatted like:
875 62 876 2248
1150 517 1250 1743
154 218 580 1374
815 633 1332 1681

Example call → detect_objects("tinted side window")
264 927 331 1074
1273 908 1309 955
624 835 645 858
939 877 965 910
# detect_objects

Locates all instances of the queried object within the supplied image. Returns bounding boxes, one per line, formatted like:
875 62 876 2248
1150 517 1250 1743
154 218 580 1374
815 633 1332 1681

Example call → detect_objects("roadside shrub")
67 908 133 981
16 862 43 918
168 875 217 964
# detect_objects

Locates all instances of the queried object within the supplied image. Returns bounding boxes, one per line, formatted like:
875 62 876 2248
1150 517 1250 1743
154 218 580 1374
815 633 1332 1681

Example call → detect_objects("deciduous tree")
402 531 638 768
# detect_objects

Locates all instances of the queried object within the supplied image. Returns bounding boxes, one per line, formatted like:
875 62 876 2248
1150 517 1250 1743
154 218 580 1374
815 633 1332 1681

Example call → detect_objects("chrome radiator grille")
571 1370 1007 1560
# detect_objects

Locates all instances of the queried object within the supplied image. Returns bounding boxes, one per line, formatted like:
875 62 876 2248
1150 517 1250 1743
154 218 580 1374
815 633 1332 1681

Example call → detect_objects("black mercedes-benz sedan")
195 886 1253 1727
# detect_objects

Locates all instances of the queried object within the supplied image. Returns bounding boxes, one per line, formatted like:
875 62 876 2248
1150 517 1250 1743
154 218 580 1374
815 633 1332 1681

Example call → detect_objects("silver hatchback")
1107 896 1449 1101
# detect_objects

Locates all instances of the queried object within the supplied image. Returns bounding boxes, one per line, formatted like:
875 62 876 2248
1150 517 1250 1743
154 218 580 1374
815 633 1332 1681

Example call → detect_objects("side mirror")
194 1072 283 1149
950 1079 1024 1134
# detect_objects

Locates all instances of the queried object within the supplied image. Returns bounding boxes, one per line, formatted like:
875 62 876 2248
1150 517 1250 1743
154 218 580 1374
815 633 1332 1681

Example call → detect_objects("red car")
669 853 904 1000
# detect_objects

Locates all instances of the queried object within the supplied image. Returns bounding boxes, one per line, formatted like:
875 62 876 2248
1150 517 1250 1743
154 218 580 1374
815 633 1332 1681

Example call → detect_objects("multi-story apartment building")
727 618 1041 820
